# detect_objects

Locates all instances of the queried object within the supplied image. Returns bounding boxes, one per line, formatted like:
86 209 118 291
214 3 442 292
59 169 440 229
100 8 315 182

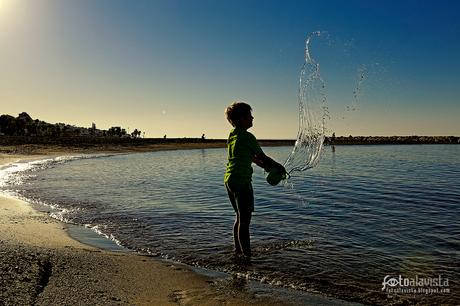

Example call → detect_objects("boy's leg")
233 215 242 254
237 208 252 257
226 183 242 254
226 182 254 257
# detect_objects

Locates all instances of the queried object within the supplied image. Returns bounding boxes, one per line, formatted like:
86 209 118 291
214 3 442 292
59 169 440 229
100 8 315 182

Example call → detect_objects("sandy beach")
0 150 302 306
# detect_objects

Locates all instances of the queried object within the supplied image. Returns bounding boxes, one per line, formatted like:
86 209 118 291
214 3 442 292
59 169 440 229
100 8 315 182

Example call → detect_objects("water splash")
284 32 327 175
347 64 367 112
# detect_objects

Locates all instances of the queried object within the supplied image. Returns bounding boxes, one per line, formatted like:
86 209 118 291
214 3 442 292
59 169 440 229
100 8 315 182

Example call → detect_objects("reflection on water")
3 145 459 305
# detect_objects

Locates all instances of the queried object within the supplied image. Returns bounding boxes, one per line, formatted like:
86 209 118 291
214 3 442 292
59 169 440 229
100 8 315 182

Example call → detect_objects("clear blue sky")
1 0 459 138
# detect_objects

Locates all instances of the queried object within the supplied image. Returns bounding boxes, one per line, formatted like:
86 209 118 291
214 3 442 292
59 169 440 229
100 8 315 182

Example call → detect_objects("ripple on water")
2 145 459 305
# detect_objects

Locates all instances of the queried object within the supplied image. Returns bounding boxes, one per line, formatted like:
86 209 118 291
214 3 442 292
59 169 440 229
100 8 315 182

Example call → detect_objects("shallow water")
2 145 459 305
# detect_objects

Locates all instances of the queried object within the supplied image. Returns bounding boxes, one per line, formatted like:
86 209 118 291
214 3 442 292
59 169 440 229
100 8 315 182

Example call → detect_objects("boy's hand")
275 162 287 175
266 161 288 186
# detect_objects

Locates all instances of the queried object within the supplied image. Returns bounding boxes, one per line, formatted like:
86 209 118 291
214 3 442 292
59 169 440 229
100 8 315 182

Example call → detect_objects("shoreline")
0 151 352 305
0 135 458 156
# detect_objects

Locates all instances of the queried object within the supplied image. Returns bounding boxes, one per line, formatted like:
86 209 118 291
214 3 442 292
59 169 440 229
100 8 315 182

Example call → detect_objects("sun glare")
0 0 18 26
0 0 8 15
0 0 14 16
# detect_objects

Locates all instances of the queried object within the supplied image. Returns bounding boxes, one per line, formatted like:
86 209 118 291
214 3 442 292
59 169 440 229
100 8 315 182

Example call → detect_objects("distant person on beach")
224 101 286 259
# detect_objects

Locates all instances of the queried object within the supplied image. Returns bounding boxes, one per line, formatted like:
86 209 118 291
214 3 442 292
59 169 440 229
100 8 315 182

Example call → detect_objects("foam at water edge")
0 154 114 189
0 153 119 238
84 223 124 247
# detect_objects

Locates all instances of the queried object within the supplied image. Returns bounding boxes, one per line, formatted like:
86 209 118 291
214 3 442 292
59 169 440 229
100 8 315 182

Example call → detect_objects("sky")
1 0 459 138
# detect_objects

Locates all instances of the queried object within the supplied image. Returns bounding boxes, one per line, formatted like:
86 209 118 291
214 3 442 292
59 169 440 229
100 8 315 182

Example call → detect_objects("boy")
224 101 286 258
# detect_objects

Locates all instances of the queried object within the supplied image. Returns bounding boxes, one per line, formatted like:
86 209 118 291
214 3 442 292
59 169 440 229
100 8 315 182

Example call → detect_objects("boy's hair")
225 101 252 127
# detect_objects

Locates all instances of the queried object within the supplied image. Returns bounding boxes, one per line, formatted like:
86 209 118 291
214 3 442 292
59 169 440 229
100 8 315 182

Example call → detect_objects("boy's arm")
247 132 286 173
253 152 286 173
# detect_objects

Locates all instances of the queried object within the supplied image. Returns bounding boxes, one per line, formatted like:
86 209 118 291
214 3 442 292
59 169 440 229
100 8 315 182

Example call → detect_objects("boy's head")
225 101 253 129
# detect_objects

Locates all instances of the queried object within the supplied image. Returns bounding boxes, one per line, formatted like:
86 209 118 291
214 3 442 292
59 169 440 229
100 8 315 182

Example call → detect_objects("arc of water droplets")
348 64 367 112
284 32 327 175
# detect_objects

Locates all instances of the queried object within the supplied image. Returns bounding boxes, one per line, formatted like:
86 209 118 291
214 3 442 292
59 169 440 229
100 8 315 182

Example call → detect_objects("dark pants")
225 180 254 257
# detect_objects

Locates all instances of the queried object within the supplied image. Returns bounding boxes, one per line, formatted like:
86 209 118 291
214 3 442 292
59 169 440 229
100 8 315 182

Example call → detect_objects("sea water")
1 145 459 305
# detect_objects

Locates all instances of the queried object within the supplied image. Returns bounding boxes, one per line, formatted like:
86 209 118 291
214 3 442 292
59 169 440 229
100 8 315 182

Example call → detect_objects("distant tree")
201 133 205 140
108 126 125 137
15 113 34 136
108 127 119 136
62 125 68 136
0 115 16 135
51 124 62 138
17 112 33 122
26 122 37 136
0 113 137 139
131 129 141 138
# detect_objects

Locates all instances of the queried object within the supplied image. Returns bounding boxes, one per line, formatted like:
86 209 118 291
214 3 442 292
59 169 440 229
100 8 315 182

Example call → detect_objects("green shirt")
224 127 263 184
